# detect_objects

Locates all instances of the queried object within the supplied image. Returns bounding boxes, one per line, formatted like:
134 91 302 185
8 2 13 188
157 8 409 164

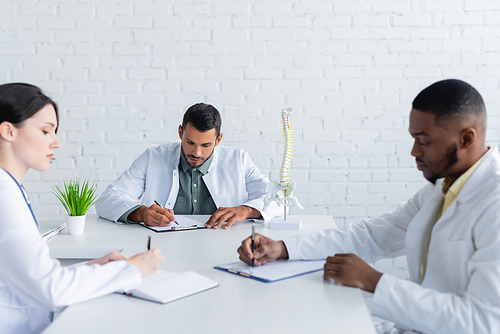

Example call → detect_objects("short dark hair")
181 103 222 136
0 82 59 132
412 79 486 121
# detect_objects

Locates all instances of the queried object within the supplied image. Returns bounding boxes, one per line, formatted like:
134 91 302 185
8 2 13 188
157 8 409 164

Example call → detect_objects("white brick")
88 95 123 106
245 68 281 79
183 81 218 92
59 4 94 16
20 4 56 16
75 44 112 56
18 31 52 43
36 45 72 55
56 31 91 43
105 81 139 93
66 82 100 93
313 16 350 27
214 4 250 15
115 17 151 29
62 57 99 68
97 4 133 16
173 4 210 15
334 3 370 13
273 17 310 27
128 69 163 80
294 3 331 14
134 3 171 15
254 4 290 15
172 30 211 42
221 81 257 92
393 14 431 26
90 69 125 81
24 56 59 69
206 69 242 80
76 18 112 30
153 18 190 29
373 2 411 13
127 94 163 106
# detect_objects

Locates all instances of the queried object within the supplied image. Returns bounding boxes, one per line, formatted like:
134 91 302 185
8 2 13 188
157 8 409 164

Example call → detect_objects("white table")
41 214 376 334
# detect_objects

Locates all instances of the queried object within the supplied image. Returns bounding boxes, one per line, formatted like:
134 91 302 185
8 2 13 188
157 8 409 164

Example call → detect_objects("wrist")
242 205 261 219
365 271 383 293
278 241 289 259
129 206 147 223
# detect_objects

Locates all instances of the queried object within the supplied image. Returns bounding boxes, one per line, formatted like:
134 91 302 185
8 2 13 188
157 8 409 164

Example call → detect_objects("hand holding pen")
147 200 178 226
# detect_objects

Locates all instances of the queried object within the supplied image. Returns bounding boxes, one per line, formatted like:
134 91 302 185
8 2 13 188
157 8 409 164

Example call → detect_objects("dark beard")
426 143 459 184
181 147 213 167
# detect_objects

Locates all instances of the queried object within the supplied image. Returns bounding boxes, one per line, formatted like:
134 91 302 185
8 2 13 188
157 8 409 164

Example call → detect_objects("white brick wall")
1 0 500 228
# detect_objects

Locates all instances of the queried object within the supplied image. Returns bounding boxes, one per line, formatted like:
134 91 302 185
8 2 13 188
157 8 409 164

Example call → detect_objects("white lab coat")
283 147 500 334
0 169 142 334
96 143 280 222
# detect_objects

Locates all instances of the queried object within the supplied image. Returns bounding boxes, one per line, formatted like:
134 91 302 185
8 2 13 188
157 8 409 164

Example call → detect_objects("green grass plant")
52 179 105 216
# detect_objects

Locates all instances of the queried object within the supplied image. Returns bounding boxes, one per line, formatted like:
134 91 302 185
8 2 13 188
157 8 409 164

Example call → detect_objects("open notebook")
215 259 325 283
119 270 218 304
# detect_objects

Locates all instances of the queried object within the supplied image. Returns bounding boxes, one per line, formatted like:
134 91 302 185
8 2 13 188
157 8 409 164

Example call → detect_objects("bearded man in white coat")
96 103 279 230
238 79 500 333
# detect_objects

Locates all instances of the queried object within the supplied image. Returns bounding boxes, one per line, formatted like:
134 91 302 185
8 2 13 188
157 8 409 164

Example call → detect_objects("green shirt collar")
179 150 214 175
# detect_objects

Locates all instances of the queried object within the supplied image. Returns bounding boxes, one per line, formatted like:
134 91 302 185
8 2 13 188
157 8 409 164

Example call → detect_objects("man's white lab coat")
96 143 280 222
283 147 500 334
0 169 142 334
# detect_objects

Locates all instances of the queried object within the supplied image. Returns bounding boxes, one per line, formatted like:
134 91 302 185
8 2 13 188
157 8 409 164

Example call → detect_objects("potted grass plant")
52 179 104 235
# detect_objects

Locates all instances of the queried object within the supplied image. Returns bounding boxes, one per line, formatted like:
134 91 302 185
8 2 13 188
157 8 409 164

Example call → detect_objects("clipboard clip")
171 225 198 231
228 268 252 277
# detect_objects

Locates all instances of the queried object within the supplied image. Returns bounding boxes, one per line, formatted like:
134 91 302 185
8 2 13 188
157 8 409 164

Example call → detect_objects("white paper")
218 260 325 282
121 270 218 304
140 215 205 232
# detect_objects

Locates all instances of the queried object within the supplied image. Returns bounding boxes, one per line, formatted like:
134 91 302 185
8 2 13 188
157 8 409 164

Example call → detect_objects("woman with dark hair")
0 83 164 334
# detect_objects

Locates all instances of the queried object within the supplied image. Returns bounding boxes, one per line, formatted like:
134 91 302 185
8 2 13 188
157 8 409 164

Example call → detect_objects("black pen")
154 200 179 225
147 235 151 251
251 223 256 268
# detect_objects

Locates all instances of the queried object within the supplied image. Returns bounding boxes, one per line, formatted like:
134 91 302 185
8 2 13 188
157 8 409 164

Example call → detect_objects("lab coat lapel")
202 147 220 207
406 186 444 283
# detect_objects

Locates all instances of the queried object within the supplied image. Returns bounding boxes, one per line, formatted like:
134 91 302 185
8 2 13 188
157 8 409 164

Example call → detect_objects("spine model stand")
264 107 303 228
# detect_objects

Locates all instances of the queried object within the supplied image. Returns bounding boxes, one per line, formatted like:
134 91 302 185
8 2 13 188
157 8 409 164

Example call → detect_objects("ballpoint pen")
251 223 255 268
147 235 151 251
154 200 179 225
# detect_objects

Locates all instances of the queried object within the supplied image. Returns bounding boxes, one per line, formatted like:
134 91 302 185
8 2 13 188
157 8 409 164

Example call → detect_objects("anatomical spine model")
263 107 303 221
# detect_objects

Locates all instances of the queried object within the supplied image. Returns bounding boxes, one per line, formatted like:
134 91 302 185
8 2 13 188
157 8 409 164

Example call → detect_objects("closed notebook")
119 270 218 304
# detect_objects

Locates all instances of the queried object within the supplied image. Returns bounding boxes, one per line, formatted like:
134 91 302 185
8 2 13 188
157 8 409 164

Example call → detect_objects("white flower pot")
66 215 86 235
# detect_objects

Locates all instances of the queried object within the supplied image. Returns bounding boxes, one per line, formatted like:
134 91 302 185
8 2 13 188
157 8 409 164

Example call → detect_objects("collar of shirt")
179 150 214 175
441 146 492 212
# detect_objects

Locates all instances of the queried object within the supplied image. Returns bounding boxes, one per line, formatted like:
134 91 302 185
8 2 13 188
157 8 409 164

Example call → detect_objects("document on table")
140 215 206 232
214 259 325 283
119 270 218 304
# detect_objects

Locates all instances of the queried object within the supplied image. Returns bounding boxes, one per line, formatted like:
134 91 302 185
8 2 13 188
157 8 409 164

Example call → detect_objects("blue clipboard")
214 260 325 283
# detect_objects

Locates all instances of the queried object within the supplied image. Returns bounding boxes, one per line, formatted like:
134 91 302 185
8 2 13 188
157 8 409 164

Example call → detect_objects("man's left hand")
323 253 383 293
205 205 261 230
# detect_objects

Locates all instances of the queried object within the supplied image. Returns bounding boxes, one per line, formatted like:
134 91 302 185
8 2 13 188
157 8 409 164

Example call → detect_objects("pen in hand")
147 235 151 251
154 200 179 225
251 223 255 268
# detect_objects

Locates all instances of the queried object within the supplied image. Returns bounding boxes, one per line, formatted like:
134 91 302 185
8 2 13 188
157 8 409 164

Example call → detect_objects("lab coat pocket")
435 240 472 293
